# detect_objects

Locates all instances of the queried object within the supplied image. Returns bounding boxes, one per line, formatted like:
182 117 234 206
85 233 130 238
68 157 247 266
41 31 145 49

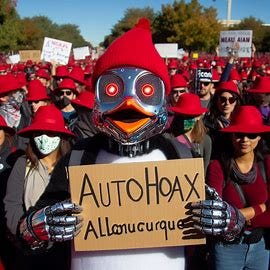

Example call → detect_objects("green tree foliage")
152 0 221 52
229 16 268 52
19 16 91 50
0 0 23 51
101 7 156 48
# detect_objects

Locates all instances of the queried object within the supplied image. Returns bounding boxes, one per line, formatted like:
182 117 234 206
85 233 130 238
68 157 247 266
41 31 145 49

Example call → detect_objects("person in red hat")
205 105 270 270
167 59 178 76
53 78 79 130
0 115 17 270
52 65 69 88
0 74 31 150
4 104 75 270
168 74 189 106
35 68 51 88
245 76 270 124
67 66 86 93
26 79 51 115
169 93 211 170
204 80 242 159
18 18 246 270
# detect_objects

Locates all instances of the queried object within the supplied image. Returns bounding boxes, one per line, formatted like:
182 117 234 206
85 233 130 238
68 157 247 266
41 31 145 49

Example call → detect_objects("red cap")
216 81 240 96
92 18 170 95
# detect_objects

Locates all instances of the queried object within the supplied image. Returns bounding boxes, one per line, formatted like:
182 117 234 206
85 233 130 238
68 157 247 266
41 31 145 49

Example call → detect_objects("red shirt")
206 159 269 228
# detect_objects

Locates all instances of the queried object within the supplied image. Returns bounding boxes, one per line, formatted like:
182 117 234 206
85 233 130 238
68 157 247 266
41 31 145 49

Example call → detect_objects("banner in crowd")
219 30 253 58
155 43 178 58
69 158 205 251
73 46 91 60
19 50 41 63
41 37 72 65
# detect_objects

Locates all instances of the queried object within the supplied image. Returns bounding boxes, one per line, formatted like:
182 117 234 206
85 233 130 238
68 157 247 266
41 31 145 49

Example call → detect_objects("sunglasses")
234 133 259 140
218 96 237 104
58 90 73 97
200 82 211 86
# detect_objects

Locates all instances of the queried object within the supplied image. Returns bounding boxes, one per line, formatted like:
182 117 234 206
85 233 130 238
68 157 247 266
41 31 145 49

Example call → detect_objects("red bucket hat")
54 78 79 95
68 66 86 85
169 93 208 117
221 105 270 133
92 18 170 95
0 115 15 135
170 74 187 89
35 68 51 81
17 104 75 137
215 81 240 97
53 65 69 79
27 79 50 101
71 91 95 110
0 74 22 96
247 76 270 94
168 59 178 70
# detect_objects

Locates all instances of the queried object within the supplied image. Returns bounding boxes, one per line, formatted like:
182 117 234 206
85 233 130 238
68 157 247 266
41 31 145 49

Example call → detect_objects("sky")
16 0 270 47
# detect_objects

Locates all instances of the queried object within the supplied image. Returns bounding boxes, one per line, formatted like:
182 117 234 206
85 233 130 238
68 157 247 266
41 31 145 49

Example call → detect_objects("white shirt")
71 148 185 270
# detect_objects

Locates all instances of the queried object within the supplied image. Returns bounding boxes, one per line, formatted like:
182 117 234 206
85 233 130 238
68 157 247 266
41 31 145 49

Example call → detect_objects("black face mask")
54 96 71 109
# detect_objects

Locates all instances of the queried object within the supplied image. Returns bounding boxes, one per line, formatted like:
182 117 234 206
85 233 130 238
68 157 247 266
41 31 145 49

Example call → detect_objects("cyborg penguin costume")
19 18 245 270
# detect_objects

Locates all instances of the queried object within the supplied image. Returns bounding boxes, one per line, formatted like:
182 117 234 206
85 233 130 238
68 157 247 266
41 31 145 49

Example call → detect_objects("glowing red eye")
105 83 119 96
141 84 154 97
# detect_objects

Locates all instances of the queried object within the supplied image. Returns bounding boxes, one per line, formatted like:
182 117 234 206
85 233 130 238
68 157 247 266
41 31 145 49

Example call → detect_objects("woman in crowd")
204 80 242 159
4 104 75 270
206 105 270 270
0 115 15 269
26 79 51 115
169 92 211 170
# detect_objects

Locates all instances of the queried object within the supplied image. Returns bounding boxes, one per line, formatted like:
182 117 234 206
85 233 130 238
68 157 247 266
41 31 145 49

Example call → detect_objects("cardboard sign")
73 46 90 60
41 37 72 65
69 158 205 251
219 30 253 57
155 43 178 58
19 50 41 63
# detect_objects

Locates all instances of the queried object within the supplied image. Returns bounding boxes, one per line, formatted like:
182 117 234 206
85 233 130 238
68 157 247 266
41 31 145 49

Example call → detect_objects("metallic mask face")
92 67 167 144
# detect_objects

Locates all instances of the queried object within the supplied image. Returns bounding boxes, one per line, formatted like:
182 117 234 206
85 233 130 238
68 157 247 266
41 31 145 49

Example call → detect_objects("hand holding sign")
20 200 83 249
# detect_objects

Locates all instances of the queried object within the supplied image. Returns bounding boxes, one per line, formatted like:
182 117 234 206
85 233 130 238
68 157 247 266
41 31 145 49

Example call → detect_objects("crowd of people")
1 17 270 270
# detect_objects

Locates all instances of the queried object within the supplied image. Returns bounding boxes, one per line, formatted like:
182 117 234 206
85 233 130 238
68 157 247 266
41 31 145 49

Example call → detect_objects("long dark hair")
219 133 264 184
207 91 242 122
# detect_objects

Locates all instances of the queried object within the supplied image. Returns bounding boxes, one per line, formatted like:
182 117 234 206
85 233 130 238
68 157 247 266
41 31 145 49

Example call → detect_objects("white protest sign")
73 46 90 60
41 37 72 65
9 54 20 64
155 43 178 58
219 30 253 58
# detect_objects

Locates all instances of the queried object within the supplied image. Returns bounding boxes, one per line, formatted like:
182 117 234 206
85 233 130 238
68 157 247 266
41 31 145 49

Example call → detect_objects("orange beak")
106 98 153 134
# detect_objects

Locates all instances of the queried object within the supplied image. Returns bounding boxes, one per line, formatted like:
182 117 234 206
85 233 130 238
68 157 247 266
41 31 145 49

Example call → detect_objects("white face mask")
33 134 61 155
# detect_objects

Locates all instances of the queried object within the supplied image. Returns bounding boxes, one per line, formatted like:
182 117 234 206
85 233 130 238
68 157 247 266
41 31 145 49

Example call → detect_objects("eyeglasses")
234 133 259 140
218 96 237 104
58 90 73 97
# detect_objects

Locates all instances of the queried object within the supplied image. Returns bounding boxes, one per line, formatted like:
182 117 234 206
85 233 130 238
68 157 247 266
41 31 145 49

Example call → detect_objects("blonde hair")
190 118 207 143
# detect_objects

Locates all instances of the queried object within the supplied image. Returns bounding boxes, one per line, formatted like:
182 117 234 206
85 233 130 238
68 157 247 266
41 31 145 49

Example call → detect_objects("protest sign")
19 50 41 62
41 37 72 65
219 30 253 57
9 54 20 64
73 46 90 60
155 43 178 58
69 158 205 251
